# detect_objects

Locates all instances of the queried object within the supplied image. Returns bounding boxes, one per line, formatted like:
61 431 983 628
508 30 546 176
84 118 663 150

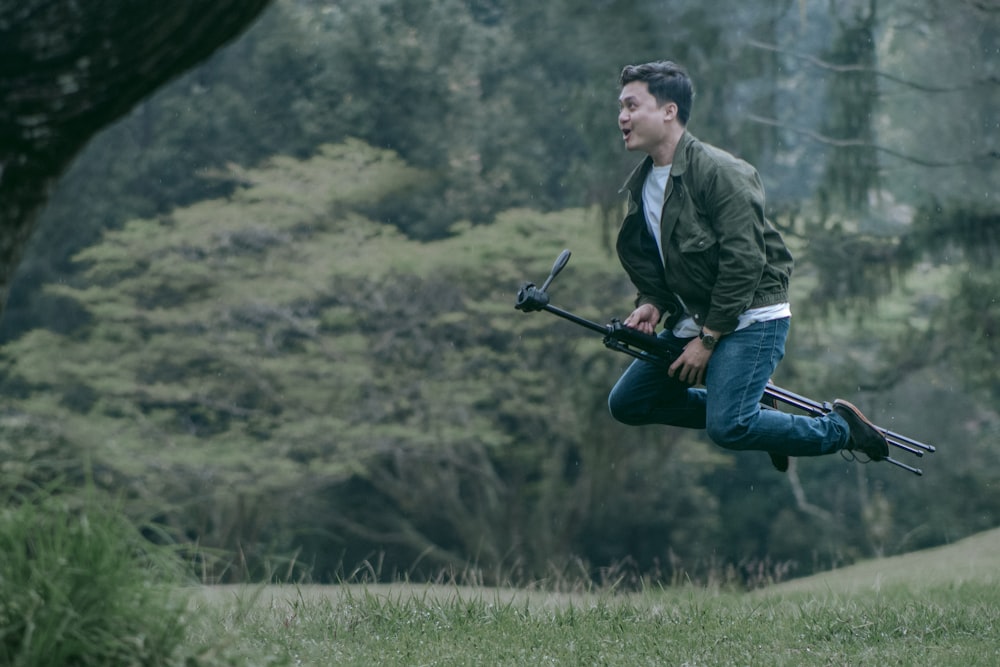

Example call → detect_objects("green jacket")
615 131 793 334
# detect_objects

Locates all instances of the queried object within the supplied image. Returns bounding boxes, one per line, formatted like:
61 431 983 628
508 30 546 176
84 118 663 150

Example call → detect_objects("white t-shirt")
641 163 672 264
641 167 791 337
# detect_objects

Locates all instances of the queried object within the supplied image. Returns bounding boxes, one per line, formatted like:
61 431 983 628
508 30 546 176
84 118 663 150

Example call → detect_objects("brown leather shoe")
832 399 889 461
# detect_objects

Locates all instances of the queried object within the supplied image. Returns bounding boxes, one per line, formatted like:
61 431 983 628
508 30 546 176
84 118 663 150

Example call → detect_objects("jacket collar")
618 130 695 194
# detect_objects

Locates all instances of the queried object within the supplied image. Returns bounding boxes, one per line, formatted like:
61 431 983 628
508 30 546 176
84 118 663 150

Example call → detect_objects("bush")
0 485 200 666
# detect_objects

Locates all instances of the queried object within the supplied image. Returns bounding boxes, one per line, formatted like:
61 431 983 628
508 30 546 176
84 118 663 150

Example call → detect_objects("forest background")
2 0 998 586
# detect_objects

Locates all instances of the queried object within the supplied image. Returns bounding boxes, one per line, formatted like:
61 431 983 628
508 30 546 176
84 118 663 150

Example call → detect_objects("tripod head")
515 249 571 312
514 249 675 364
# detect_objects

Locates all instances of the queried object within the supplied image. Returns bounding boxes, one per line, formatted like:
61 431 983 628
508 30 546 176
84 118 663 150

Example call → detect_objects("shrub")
0 485 198 666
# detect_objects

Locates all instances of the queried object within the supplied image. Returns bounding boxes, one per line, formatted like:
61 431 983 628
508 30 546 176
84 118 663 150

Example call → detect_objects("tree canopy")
2 0 999 586
0 0 272 311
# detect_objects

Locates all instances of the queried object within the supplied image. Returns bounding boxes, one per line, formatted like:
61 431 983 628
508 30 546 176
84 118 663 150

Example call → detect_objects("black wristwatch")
699 330 719 350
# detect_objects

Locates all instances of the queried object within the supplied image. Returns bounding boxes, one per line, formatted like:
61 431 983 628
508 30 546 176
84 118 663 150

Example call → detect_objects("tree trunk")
0 0 273 314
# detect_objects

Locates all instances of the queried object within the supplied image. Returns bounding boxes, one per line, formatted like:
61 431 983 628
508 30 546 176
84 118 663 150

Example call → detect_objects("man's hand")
668 336 714 386
622 303 661 335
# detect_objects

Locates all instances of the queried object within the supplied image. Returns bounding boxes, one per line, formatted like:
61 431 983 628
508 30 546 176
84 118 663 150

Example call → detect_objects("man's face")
618 81 674 156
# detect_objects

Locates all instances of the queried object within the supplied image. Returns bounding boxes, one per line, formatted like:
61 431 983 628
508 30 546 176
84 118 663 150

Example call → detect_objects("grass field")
189 529 1000 666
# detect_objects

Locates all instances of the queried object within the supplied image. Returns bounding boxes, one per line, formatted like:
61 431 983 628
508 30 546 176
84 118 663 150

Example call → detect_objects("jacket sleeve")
701 161 768 334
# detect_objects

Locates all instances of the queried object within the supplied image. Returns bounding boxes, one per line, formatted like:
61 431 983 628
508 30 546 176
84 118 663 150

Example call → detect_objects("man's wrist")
698 328 721 350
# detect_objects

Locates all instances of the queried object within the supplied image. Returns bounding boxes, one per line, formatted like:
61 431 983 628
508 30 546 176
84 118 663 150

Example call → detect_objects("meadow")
189 530 1000 666
4 487 997 666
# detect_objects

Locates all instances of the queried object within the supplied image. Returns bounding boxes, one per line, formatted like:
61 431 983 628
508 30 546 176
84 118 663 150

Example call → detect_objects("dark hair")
619 61 694 125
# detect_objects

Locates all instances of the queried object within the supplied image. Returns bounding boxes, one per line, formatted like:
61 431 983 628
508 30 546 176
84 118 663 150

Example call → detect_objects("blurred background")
2 0 997 587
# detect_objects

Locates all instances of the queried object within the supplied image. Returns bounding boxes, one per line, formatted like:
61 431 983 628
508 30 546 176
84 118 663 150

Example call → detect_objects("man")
607 60 888 466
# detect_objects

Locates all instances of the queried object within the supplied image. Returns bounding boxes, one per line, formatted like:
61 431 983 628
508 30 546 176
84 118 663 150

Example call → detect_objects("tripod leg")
762 384 932 474
885 456 923 476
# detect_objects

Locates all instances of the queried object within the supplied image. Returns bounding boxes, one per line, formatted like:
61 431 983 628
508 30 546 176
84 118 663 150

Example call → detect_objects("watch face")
701 334 717 350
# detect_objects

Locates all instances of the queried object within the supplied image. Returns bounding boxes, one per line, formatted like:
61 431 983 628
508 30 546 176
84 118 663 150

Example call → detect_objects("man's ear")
662 101 678 122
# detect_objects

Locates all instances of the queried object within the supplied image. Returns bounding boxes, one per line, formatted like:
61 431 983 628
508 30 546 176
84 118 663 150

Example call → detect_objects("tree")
817 0 881 216
0 0 273 315
0 141 735 582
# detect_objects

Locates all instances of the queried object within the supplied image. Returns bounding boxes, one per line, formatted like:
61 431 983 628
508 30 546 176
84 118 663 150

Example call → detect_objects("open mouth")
622 128 632 141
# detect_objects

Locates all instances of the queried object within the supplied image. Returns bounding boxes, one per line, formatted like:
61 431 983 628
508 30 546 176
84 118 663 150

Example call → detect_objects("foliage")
907 204 1000 394
3 140 998 587
8 0 998 333
2 0 1000 589
0 0 274 325
878 0 1000 203
9 139 739 583
0 143 750 582
0 485 199 666
191 548 1000 667
817 4 881 215
0 0 850 336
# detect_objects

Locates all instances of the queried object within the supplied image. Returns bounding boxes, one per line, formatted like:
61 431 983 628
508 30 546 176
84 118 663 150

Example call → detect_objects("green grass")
0 486 205 667
4 485 997 666
188 528 1000 666
768 528 1000 594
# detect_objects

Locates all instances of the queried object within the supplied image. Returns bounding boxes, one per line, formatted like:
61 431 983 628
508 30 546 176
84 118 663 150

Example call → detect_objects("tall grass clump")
0 483 201 666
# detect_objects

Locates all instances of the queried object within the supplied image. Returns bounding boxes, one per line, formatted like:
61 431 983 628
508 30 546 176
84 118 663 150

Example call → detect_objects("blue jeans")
607 317 849 457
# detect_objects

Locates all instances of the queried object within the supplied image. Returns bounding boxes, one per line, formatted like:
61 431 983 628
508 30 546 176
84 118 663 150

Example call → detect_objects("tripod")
515 249 935 476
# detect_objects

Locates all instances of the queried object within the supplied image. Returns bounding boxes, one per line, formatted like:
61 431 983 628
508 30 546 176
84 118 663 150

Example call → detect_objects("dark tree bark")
0 0 273 314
